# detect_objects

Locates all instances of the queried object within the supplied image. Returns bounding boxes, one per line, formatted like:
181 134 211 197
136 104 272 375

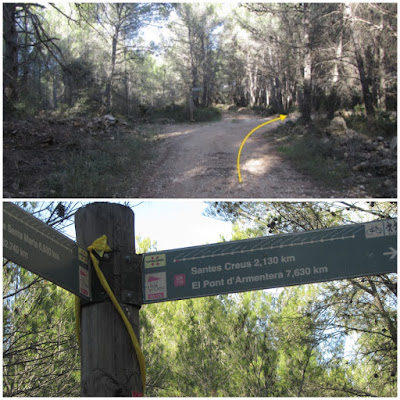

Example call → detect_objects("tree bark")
103 30 119 113
367 278 397 347
3 3 19 116
301 3 313 122
345 3 375 123
377 12 386 110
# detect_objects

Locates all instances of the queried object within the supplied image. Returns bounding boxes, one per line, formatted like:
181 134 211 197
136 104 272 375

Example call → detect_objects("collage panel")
2 2 397 198
2 200 398 396
2 1 398 399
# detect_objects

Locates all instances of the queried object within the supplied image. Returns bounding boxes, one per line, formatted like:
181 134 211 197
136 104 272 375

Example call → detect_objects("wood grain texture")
75 202 143 396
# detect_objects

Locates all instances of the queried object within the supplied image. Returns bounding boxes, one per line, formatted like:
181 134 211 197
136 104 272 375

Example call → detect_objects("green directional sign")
142 219 397 303
3 203 90 299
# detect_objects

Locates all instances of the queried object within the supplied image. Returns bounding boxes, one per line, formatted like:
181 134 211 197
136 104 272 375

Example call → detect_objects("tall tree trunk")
122 46 130 118
103 31 118 113
200 33 208 107
37 64 43 108
3 3 19 116
188 23 200 107
52 65 58 109
345 3 375 123
247 53 257 107
188 88 195 121
20 11 30 99
328 11 343 119
301 3 313 123
377 13 386 111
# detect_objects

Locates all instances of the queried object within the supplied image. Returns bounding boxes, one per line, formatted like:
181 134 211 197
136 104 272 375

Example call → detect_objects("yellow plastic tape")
78 235 146 393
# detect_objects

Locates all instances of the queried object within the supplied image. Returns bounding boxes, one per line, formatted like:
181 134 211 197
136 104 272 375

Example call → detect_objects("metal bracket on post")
79 251 113 305
79 251 143 307
121 253 143 307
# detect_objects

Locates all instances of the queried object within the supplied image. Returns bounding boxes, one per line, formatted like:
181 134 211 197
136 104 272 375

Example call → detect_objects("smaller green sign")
144 254 166 268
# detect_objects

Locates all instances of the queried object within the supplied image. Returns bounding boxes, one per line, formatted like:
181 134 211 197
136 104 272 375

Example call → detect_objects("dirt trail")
134 112 342 198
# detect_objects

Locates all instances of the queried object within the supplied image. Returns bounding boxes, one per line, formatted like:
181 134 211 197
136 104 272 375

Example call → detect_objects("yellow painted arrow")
237 114 287 183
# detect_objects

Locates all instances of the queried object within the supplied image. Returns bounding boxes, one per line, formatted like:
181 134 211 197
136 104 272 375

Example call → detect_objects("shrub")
345 110 396 138
194 106 221 122
251 105 274 117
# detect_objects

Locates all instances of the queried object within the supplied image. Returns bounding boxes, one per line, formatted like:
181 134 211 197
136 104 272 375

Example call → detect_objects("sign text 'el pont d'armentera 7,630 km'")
142 219 397 303
3 202 90 299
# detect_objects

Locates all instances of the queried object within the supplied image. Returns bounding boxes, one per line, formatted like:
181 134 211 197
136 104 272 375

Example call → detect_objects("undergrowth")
344 111 396 138
149 104 221 122
273 124 351 189
47 135 150 197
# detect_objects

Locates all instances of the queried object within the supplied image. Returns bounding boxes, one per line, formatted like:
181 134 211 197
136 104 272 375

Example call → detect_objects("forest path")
135 112 338 198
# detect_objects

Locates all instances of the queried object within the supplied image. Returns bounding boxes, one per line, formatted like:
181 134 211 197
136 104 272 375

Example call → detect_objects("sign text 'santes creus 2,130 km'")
3 202 90 298
142 219 397 303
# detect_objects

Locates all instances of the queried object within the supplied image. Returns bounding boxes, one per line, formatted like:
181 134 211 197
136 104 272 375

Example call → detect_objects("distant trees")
345 3 397 122
220 3 396 121
3 3 19 114
3 3 66 114
75 3 161 114
165 3 223 116
3 3 169 118
3 3 397 121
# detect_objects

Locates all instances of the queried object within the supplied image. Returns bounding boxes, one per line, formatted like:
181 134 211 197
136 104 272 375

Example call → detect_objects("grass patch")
47 135 150 197
278 140 350 187
275 125 351 188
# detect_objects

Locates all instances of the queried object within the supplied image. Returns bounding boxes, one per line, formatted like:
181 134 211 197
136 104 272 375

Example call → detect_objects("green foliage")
251 105 275 117
3 268 80 396
194 106 222 122
3 203 82 396
277 137 350 187
345 110 397 138
149 105 222 123
142 279 396 396
47 135 150 197
201 202 397 396
273 124 351 188
149 104 188 122
135 235 157 254
3 3 397 123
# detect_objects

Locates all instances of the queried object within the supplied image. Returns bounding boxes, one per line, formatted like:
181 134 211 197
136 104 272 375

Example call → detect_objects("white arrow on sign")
383 247 397 260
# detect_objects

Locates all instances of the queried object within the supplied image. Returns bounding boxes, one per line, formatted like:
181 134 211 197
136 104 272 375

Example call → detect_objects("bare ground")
134 112 356 198
3 111 377 198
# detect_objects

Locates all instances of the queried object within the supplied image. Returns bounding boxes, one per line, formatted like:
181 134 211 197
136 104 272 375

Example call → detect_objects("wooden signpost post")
74 203 143 397
2 202 398 396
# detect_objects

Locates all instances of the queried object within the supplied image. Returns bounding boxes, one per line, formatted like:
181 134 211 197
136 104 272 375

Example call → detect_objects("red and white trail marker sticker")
144 272 167 301
79 266 90 297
